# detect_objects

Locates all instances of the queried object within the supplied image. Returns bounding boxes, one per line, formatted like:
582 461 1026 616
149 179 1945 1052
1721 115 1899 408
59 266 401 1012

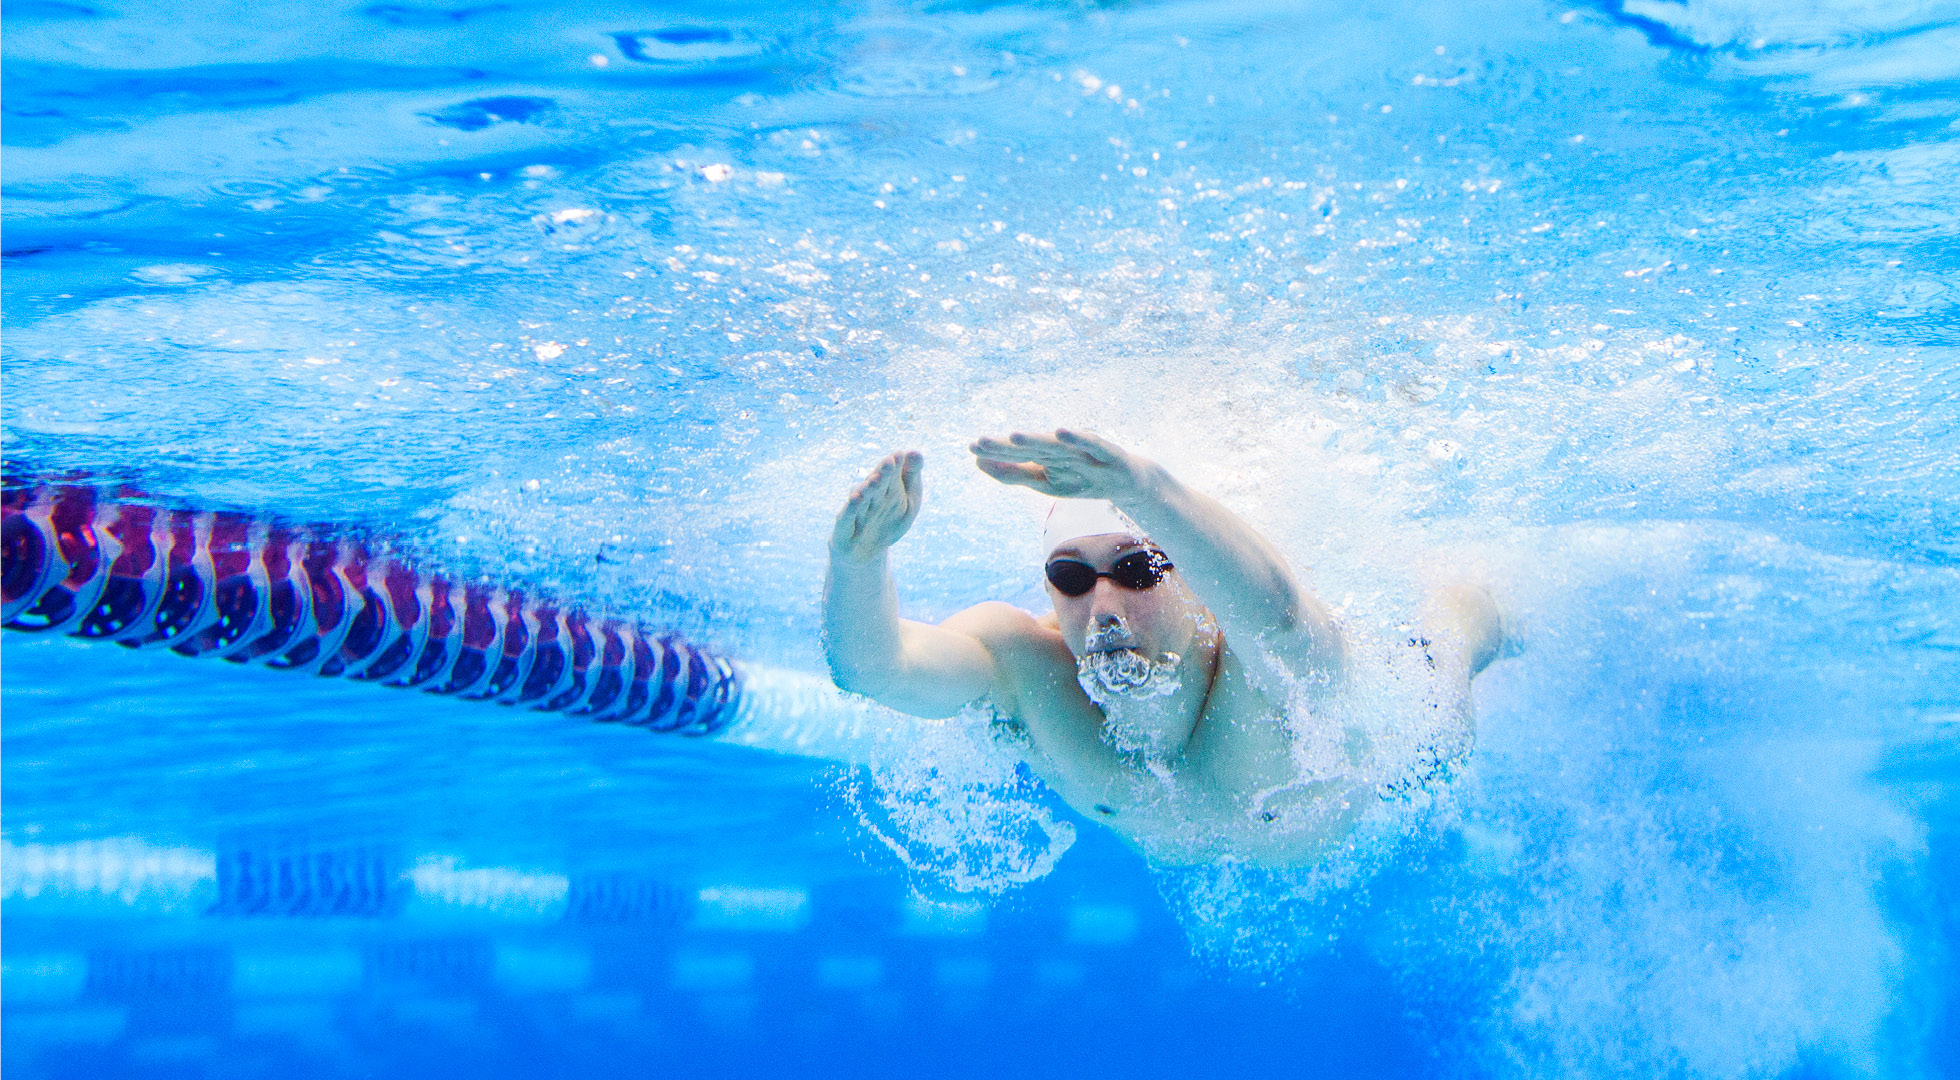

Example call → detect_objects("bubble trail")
1 480 741 737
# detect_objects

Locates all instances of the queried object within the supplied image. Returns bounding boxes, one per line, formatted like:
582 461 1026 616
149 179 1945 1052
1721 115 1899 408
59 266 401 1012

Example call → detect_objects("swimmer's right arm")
822 451 1004 718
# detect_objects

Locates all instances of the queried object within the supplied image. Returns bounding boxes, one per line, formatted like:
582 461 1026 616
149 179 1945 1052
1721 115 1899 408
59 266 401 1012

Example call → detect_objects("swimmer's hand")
969 429 1149 500
831 450 924 560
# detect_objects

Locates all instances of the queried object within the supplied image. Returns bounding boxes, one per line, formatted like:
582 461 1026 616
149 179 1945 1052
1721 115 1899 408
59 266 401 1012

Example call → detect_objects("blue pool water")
3 0 1957 1076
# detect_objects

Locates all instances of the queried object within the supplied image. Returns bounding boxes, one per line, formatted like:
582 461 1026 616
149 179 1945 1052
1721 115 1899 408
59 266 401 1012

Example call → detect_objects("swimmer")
823 429 1502 865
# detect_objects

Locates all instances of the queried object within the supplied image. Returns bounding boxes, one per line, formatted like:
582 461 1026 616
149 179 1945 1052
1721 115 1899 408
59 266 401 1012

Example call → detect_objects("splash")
1150 620 1474 971
844 706 1076 895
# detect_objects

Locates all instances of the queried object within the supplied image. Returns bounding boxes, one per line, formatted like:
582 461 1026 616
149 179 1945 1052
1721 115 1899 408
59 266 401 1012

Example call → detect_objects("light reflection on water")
2 0 1955 1076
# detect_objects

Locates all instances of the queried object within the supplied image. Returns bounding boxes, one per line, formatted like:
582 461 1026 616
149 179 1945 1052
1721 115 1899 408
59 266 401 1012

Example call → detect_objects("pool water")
3 0 1956 1077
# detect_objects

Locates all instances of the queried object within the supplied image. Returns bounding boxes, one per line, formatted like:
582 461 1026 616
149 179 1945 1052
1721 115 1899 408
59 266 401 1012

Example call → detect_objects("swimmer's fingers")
1048 430 1147 498
976 457 1092 497
833 451 917 552
1053 428 1125 466
832 473 876 547
992 430 1114 472
896 450 925 530
972 432 1074 467
976 432 1130 497
1005 431 1074 460
832 488 866 548
842 459 893 529
868 451 923 538
969 434 1034 462
974 457 1045 487
867 450 921 538
863 455 905 518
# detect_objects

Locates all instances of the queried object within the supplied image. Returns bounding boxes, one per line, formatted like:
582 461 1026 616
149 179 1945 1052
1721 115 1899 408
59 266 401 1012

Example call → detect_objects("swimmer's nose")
1088 578 1130 620
1084 611 1135 651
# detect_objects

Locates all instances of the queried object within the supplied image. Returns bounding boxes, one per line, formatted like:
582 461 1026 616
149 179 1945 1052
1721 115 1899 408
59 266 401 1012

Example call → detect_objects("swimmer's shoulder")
941 603 1073 721
942 603 1071 672
942 602 1060 647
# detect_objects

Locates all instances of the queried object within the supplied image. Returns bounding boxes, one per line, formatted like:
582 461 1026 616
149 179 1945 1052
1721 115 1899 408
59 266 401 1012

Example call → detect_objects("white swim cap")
1043 499 1147 556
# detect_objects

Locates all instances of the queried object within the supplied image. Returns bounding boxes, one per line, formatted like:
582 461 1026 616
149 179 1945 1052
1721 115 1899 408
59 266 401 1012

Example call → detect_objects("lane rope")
2 482 742 737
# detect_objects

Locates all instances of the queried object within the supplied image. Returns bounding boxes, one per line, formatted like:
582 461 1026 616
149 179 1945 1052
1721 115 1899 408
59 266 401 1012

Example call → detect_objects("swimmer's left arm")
972 429 1343 679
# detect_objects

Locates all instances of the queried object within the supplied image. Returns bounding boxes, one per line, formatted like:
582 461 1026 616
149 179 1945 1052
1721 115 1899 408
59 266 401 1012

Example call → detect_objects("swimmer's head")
1042 500 1215 701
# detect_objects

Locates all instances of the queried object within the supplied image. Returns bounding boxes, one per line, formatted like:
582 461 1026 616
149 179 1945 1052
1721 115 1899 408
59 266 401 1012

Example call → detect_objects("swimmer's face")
1045 534 1209 664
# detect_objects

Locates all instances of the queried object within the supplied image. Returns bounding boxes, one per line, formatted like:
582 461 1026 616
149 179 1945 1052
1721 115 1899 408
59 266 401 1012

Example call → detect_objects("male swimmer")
823 429 1501 865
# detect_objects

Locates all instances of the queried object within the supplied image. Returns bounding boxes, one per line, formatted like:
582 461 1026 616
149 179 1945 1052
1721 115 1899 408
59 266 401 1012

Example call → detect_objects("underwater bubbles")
1155 627 1473 976
845 708 1076 896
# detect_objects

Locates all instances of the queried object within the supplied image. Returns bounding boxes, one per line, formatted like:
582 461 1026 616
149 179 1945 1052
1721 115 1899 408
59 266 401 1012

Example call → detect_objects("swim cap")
1043 499 1147 556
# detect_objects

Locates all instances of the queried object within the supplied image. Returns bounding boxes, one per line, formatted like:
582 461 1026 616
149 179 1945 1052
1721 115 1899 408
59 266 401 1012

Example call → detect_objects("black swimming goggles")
1044 549 1174 597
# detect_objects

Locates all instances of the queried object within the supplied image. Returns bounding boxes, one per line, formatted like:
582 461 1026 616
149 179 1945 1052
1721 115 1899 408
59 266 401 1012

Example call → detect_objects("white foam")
898 896 989 937
844 704 1076 895
692 885 811 932
2 839 217 911
714 665 927 765
406 856 569 920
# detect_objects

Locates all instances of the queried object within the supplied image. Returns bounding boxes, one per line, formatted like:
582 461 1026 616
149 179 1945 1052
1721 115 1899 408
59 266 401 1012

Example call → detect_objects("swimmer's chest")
1004 631 1293 799
1178 646 1300 792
